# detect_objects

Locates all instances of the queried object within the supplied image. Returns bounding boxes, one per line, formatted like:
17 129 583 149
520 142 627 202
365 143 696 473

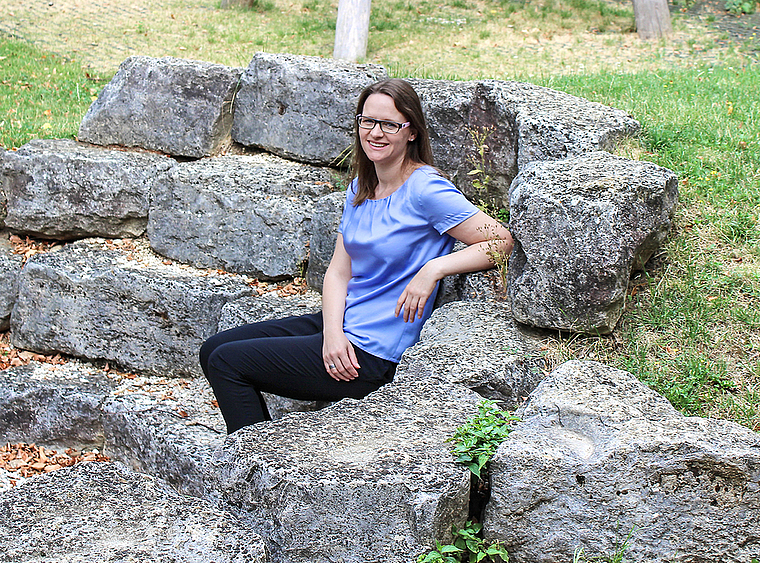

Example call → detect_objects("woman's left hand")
395 262 439 322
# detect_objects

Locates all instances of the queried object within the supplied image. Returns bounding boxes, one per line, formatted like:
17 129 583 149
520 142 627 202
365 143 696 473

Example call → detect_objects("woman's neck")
374 161 420 199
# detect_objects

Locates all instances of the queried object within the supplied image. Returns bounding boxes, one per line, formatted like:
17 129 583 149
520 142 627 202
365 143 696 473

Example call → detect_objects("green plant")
725 0 756 14
572 527 634 563
466 126 495 196
478 224 510 295
448 400 519 478
417 521 509 563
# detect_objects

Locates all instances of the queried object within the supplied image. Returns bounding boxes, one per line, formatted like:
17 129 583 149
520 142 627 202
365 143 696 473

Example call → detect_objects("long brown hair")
350 79 434 206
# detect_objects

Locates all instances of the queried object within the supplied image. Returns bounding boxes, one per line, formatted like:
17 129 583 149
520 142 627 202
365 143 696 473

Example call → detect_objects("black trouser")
199 313 397 433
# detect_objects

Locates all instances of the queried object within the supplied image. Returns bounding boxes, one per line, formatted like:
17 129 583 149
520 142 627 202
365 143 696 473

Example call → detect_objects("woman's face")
358 93 416 170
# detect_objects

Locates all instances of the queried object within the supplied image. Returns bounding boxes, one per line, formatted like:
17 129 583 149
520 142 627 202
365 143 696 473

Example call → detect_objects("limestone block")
0 462 268 563
409 79 518 204
10 238 254 377
1 139 173 239
0 149 7 228
0 360 226 497
508 151 678 334
232 52 387 165
484 360 760 563
0 361 113 449
398 301 546 407
78 56 243 158
491 80 640 169
306 190 345 291
0 235 23 330
207 376 481 563
218 291 327 420
148 153 334 279
101 373 225 496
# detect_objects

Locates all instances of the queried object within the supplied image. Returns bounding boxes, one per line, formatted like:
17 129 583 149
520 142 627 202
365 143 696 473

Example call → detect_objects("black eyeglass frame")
355 115 411 134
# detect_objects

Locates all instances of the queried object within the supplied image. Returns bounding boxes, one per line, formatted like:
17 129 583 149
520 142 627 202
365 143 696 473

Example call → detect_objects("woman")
200 78 513 434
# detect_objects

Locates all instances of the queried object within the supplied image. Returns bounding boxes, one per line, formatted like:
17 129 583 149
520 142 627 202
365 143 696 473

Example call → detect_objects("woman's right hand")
322 330 361 381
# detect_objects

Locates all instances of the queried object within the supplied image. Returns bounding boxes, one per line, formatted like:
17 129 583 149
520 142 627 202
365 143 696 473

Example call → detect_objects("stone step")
10 237 255 377
206 375 483 563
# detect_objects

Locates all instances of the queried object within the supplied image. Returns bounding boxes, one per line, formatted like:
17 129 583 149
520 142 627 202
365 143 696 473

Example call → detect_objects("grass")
1 0 759 431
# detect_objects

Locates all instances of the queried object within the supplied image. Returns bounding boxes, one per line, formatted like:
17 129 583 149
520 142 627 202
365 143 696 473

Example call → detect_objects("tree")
333 0 372 62
632 0 673 39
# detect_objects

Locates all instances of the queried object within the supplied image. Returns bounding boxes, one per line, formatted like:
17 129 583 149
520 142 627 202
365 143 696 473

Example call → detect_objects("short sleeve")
414 170 479 234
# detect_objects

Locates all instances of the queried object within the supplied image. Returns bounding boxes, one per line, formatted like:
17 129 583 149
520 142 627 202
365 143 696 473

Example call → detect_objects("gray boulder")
0 149 6 227
491 80 640 170
306 190 345 291
207 376 481 563
78 56 243 158
148 153 335 279
1 139 174 239
10 238 253 377
0 360 225 497
409 79 517 204
508 151 678 334
232 52 387 165
0 236 23 330
0 461 268 563
484 360 760 563
217 291 328 420
0 361 113 450
398 301 546 407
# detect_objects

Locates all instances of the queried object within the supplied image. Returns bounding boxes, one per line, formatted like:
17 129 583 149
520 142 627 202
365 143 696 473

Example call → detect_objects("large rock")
78 56 243 158
484 360 760 563
0 236 23 330
0 361 114 449
397 301 546 407
508 151 678 334
305 190 345 291
217 291 329 421
409 79 517 204
207 376 481 563
232 52 387 165
492 80 640 170
0 360 225 496
0 149 7 228
0 461 268 563
148 153 335 279
0 139 174 239
10 238 253 377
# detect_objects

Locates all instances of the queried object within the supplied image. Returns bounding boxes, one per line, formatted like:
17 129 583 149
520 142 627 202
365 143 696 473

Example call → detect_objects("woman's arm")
395 211 514 322
322 234 361 381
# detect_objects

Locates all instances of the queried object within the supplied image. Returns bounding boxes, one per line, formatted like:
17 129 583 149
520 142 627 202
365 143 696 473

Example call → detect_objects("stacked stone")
1 52 735 563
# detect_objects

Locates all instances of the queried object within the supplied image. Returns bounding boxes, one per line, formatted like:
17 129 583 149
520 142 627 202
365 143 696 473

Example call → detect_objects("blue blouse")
338 166 479 362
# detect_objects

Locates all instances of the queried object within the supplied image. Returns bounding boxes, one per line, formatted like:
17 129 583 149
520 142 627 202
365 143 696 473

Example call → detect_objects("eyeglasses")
356 115 411 134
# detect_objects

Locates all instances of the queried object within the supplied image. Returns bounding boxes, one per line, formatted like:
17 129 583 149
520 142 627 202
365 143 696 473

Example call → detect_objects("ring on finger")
329 364 336 369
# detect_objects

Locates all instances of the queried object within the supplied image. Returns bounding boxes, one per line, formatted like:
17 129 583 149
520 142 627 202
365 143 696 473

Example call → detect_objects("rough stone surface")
148 153 335 278
1 139 174 239
207 376 481 563
0 149 7 228
0 361 114 450
409 79 518 203
0 360 226 496
0 235 23 331
491 80 640 170
10 238 253 377
232 52 387 165
78 56 243 158
0 461 268 563
101 372 225 495
397 301 546 407
484 360 760 563
306 190 345 291
218 291 328 420
508 151 678 334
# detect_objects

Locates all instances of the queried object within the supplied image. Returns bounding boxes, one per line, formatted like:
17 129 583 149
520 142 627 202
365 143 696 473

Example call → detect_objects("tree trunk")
333 0 372 62
632 0 673 40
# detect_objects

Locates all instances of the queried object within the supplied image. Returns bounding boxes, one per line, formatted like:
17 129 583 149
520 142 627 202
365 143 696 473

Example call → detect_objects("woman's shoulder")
407 165 453 191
